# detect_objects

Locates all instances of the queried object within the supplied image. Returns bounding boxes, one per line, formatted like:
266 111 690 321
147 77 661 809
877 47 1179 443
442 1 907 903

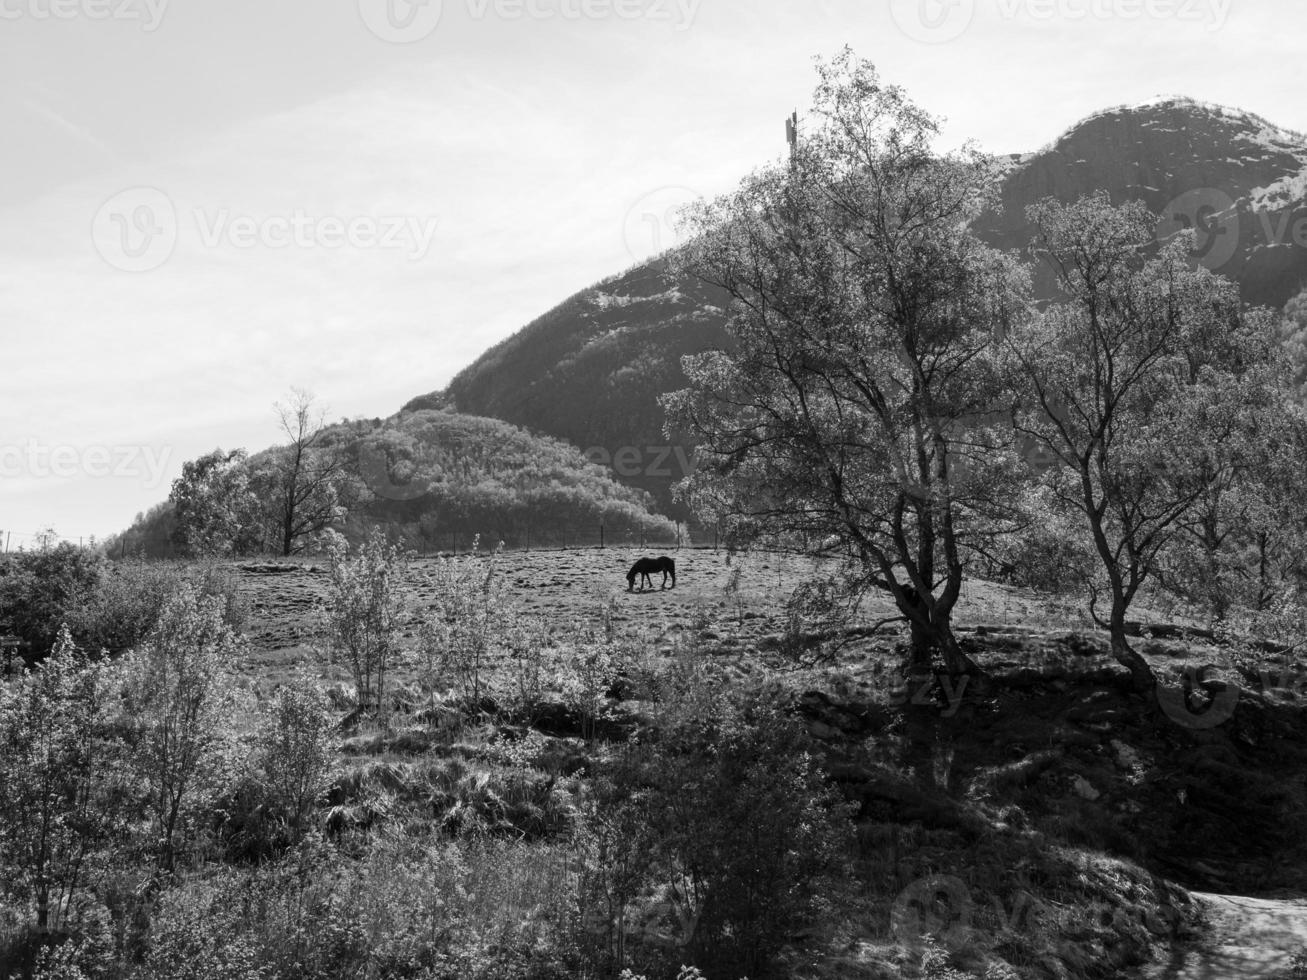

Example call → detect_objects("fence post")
600 523 605 550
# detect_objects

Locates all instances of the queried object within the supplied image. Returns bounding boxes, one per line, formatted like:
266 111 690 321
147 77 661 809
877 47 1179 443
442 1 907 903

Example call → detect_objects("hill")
108 407 677 557
424 98 1307 517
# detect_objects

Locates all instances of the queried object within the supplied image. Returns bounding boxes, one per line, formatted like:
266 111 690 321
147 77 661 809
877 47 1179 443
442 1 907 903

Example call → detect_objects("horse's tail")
668 558 676 586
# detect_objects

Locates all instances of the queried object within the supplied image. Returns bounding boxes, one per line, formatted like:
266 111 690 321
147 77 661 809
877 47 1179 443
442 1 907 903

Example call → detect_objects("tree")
260 389 349 557
0 543 104 661
1006 192 1285 689
1161 386 1304 618
0 628 130 940
1280 286 1307 397
418 538 514 706
254 678 334 839
662 50 1028 675
324 529 407 715
169 448 264 557
123 587 239 875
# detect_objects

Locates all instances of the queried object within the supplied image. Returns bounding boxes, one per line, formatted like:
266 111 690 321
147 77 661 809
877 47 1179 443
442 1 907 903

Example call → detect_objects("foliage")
324 529 408 714
258 388 354 557
116 405 677 559
663 49 1028 674
101 501 180 561
351 407 678 549
0 544 104 661
0 629 132 944
253 677 335 840
62 559 177 657
139 872 264 980
1282 287 1307 398
1006 191 1289 687
121 586 241 874
584 679 853 979
168 449 265 558
418 540 513 707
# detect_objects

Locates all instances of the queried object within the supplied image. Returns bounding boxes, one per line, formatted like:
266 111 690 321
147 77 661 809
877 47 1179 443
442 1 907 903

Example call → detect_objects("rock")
1072 775 1101 801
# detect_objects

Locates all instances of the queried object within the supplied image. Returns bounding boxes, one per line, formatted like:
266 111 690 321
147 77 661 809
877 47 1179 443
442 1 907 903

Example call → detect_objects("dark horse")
627 556 676 592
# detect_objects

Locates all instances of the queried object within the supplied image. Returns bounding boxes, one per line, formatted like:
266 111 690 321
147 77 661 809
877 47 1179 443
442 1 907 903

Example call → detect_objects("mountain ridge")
416 97 1307 520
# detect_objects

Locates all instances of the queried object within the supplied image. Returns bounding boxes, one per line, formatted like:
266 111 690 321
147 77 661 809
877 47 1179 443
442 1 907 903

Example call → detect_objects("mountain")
415 98 1307 517
413 258 732 522
979 97 1307 308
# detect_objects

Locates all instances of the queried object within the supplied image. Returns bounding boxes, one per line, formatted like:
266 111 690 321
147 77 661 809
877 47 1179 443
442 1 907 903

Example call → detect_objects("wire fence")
393 523 719 557
0 529 102 553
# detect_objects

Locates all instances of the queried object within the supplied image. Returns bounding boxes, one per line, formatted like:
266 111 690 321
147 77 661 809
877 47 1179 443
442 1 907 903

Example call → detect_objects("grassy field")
202 545 1307 978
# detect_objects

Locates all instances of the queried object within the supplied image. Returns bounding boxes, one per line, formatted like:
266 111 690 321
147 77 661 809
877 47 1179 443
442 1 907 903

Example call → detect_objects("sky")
1 0 1304 543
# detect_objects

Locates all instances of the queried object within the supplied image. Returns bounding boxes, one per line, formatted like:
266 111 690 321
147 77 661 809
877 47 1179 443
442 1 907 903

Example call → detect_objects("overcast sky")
1 0 1303 542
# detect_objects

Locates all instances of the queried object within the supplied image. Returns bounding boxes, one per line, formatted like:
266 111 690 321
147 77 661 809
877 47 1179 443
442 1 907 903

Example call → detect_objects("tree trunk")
1109 600 1155 692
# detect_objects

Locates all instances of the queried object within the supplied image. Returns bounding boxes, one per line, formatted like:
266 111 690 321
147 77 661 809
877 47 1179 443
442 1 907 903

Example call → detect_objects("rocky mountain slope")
417 98 1307 518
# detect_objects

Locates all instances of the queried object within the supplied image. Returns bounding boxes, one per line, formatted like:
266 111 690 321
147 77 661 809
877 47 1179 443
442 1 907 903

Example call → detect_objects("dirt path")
1145 893 1307 978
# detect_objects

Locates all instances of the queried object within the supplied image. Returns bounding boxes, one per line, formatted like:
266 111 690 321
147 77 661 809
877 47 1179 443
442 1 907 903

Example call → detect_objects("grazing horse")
627 556 676 592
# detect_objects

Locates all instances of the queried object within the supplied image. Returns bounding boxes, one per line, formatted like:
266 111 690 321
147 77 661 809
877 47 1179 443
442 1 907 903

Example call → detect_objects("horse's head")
626 567 637 590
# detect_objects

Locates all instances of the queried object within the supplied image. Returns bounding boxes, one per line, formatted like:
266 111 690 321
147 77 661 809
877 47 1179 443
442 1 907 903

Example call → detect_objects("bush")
324 529 408 715
584 680 854 979
121 587 242 874
140 873 263 980
0 545 104 661
418 538 514 707
0 628 131 977
64 559 176 656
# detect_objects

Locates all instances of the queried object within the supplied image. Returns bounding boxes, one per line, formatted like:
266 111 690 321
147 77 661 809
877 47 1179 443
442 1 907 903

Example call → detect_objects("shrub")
0 628 131 972
418 539 513 707
256 678 335 838
64 559 176 656
140 873 263 980
324 529 407 715
0 545 104 662
585 682 854 979
121 587 242 875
